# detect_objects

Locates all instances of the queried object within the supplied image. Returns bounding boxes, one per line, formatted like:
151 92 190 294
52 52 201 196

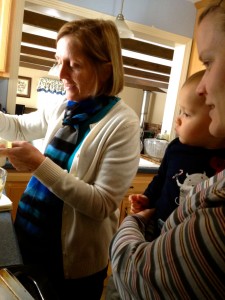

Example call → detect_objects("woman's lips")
63 81 76 90
208 104 215 118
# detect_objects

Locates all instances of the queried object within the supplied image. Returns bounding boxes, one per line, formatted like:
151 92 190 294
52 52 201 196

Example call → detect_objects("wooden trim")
20 45 56 59
19 61 50 71
20 54 54 67
123 56 171 75
123 67 170 83
0 0 12 72
22 32 56 48
23 9 66 32
21 9 172 90
121 38 174 60
7 170 32 181
124 75 168 91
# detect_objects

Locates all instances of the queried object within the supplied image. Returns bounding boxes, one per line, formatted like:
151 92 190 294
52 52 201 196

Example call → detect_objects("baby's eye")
182 112 190 117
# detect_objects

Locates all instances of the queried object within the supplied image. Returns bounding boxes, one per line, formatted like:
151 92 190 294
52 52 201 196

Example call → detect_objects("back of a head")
198 0 225 29
183 70 205 89
57 18 124 96
180 70 206 108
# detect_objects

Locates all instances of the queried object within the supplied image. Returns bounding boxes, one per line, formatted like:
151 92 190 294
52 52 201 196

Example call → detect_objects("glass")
0 167 7 198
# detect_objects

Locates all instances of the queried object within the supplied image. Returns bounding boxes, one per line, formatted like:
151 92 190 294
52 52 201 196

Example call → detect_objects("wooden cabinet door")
119 173 155 225
5 181 28 222
0 0 12 75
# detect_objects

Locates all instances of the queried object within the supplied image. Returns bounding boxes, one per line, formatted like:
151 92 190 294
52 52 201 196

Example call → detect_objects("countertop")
4 156 160 175
0 211 57 298
0 211 22 268
138 155 160 174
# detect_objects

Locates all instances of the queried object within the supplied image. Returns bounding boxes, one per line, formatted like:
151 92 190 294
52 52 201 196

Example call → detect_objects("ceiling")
20 3 175 93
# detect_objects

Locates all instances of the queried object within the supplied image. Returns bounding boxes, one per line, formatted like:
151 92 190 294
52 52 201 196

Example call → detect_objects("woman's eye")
71 63 81 70
202 60 211 69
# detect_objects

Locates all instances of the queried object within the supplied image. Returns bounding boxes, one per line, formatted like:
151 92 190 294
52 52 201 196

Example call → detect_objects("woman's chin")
65 91 78 101
209 122 225 138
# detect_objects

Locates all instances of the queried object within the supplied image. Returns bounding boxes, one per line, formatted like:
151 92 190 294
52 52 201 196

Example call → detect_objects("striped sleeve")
110 174 225 300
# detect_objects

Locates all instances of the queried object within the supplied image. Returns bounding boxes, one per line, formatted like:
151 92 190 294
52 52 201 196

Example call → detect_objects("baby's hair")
183 70 205 88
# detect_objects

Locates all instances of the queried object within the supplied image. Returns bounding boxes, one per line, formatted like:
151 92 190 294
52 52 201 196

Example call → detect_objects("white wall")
119 86 143 119
62 0 196 38
148 92 166 124
119 87 166 125
17 67 49 108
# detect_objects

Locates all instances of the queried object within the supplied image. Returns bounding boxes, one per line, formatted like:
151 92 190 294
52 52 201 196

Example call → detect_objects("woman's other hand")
137 208 155 221
0 141 45 172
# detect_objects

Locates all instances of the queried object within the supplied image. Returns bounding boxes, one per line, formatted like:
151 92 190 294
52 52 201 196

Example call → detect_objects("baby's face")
175 84 225 148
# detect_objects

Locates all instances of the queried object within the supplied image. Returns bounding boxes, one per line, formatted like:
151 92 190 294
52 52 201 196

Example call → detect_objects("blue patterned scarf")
14 96 118 269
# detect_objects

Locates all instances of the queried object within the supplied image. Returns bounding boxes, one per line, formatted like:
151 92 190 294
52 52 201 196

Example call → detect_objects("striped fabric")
15 97 110 239
15 96 118 268
110 170 225 299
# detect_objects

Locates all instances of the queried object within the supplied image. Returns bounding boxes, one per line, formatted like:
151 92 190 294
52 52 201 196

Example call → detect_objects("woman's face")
197 13 225 138
56 35 98 101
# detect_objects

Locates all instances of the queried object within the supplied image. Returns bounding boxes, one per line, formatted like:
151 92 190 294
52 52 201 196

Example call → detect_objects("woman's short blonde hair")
57 18 124 96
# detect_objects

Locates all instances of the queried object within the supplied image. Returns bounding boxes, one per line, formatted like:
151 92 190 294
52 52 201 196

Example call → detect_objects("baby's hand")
129 194 149 214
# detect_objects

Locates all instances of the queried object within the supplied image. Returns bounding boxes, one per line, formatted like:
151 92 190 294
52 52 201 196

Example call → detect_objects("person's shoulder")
167 137 181 149
164 137 190 157
112 99 139 120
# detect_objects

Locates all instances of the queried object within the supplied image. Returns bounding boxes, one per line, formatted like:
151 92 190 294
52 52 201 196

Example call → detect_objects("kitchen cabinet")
0 0 12 77
5 170 31 221
119 172 155 225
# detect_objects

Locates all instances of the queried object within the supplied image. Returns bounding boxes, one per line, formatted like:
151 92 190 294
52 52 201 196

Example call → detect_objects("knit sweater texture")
0 98 140 278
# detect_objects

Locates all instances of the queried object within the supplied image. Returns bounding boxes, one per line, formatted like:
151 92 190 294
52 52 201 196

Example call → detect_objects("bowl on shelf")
144 138 169 161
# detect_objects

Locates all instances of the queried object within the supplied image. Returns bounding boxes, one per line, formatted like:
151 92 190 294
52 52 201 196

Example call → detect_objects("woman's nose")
59 64 69 80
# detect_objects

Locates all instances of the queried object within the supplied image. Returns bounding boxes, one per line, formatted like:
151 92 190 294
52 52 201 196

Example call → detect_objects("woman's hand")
137 208 156 221
0 141 45 172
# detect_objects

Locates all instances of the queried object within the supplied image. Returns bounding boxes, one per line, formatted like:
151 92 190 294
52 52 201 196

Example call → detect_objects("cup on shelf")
0 167 7 199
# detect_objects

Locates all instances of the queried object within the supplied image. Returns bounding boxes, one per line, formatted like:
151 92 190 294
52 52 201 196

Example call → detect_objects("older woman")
0 19 140 299
110 1 225 299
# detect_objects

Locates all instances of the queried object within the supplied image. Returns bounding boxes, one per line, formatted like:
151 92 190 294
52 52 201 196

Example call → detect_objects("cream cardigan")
0 99 140 278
